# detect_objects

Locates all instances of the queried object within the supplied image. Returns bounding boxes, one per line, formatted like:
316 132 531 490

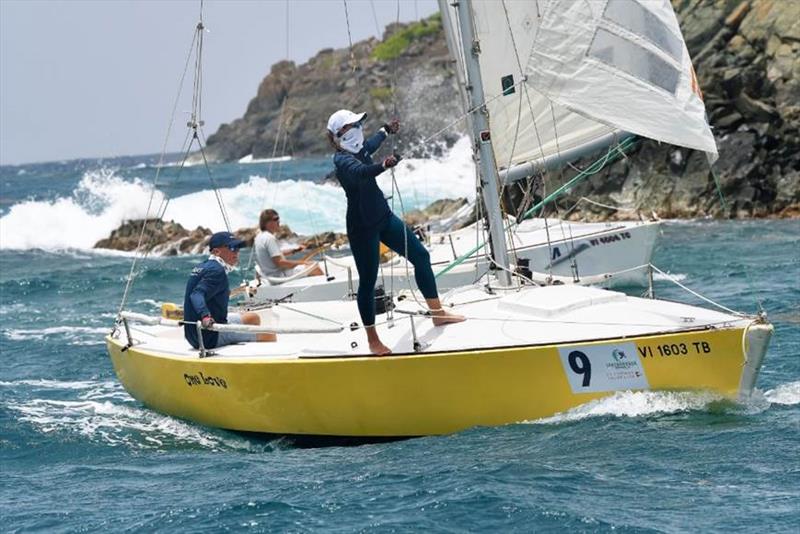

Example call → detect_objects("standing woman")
326 109 463 355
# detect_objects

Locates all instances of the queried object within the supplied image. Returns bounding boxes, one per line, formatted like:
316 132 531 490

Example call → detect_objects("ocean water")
1 151 798 532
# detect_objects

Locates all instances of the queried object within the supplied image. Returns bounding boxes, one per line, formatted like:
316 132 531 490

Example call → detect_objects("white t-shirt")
254 231 284 277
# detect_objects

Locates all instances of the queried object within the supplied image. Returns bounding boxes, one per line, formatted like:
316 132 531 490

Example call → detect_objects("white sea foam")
3 326 109 345
532 390 725 424
764 381 800 405
164 136 477 235
7 398 230 449
0 138 477 251
5 379 252 450
134 299 164 310
0 378 101 390
0 168 165 251
653 272 687 282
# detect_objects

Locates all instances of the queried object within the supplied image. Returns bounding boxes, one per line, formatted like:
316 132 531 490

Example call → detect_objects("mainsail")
440 0 717 184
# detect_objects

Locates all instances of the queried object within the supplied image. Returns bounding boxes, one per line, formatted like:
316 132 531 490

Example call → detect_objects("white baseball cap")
327 109 367 136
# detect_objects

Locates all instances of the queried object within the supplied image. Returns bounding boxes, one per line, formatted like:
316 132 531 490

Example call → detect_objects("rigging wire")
247 0 294 277
342 0 357 72
115 3 206 318
368 0 381 36
196 129 232 231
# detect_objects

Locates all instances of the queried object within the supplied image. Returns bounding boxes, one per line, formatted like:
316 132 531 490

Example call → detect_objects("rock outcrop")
94 219 350 256
203 3 799 220
558 0 800 220
95 196 469 256
94 219 211 256
205 15 462 161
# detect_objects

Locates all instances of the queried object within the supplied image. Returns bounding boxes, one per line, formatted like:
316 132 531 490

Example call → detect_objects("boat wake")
528 387 793 425
2 379 257 451
532 391 725 424
764 380 800 405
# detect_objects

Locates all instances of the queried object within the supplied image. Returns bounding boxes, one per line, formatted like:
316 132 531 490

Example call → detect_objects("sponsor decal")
558 342 649 394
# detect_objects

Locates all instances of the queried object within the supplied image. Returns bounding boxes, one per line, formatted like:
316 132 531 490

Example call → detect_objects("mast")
453 0 511 286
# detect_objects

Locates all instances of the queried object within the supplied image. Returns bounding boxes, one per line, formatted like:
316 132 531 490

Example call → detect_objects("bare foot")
369 340 393 356
432 311 466 327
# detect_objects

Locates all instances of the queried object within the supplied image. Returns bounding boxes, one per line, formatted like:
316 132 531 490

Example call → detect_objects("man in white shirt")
254 209 324 279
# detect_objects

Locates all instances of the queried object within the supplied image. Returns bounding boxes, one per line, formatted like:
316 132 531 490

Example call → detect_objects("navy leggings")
349 213 438 326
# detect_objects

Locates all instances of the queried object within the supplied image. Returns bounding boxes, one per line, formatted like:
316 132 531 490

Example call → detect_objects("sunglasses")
336 123 361 138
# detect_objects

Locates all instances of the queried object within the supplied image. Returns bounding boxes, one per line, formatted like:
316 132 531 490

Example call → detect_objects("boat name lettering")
637 341 711 358
183 372 228 389
589 231 632 247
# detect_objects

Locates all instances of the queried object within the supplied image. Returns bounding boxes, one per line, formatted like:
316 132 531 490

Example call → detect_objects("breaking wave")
0 169 164 251
0 138 477 252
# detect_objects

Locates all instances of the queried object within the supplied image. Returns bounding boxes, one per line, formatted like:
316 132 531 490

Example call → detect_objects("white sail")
441 0 717 183
470 1 620 178
527 0 717 155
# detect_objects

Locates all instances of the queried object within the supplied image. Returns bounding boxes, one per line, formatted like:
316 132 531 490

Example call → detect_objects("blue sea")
1 153 798 532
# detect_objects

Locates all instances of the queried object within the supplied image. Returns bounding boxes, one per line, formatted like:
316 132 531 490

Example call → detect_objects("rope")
115 4 205 317
401 76 529 158
709 161 730 214
196 130 232 231
561 196 642 217
342 0 357 72
435 136 638 279
369 0 381 36
117 0 236 320
285 0 290 59
499 0 559 273
649 264 744 316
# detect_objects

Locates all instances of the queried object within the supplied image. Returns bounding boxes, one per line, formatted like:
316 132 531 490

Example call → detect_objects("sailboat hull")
248 220 660 304
107 322 771 437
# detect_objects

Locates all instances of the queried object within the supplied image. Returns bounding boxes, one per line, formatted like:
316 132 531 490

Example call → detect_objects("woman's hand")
382 155 399 169
383 119 400 134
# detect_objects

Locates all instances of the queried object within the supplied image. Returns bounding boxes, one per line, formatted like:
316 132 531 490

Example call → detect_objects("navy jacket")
333 130 390 235
183 258 230 349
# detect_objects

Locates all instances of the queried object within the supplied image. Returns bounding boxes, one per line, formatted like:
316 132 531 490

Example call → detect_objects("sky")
0 0 438 165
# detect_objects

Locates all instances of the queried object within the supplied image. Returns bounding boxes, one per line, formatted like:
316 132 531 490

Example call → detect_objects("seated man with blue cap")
184 231 276 350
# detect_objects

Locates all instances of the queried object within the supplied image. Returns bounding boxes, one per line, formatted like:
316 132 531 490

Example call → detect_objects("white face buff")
209 253 236 274
339 125 364 154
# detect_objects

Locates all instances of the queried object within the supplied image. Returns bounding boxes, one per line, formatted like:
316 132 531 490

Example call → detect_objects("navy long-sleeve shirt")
183 258 230 349
333 130 390 235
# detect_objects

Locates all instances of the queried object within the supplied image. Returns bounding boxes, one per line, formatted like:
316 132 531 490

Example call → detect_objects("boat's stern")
738 319 774 400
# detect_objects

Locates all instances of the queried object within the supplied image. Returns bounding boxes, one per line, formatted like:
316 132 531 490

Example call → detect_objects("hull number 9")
558 342 649 394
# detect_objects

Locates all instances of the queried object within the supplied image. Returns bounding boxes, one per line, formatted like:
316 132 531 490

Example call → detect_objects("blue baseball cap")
209 231 245 251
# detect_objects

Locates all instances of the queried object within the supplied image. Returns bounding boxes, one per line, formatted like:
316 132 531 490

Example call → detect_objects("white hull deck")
124 285 756 361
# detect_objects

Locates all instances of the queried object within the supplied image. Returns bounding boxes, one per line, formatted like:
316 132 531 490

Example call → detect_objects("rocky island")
96 0 798 254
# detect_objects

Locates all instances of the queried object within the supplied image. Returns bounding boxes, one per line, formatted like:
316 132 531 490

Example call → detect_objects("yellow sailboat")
106 0 773 437
108 285 772 436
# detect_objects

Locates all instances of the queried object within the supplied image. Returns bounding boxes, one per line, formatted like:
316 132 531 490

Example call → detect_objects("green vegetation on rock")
369 87 394 101
372 13 442 61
